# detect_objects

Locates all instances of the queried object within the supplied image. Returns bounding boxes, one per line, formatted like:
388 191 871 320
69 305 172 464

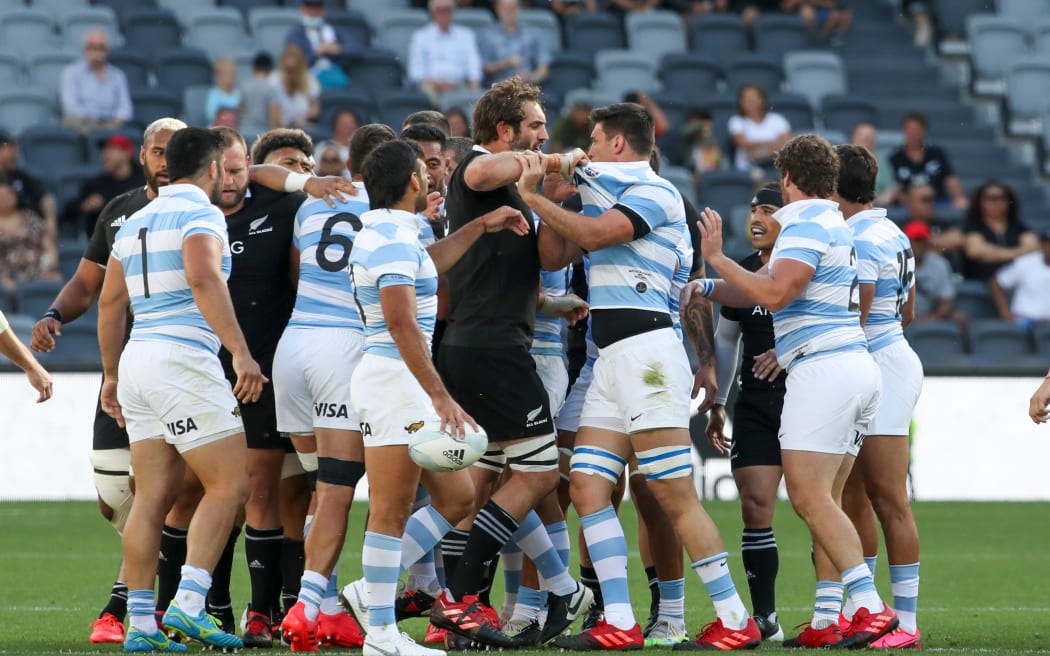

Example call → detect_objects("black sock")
741 528 779 618
448 501 519 600
157 525 188 612
580 565 603 609
101 581 128 620
207 526 241 609
246 526 284 617
441 528 470 580
281 538 305 613
477 555 501 607
645 565 659 617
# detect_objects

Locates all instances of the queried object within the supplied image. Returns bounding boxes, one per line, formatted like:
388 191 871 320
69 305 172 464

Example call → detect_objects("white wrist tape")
284 172 311 193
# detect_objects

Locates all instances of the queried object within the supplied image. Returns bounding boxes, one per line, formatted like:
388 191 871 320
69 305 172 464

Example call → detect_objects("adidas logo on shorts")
442 448 465 466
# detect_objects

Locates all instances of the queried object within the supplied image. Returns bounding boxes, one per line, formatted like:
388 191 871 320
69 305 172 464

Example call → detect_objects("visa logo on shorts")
166 417 199 436
314 403 349 418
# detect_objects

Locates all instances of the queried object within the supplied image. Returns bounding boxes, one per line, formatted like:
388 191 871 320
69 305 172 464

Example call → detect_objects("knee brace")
281 452 306 480
503 434 559 472
317 457 365 488
558 447 574 482
90 449 133 534
635 446 693 481
570 446 627 484
472 446 506 473
296 450 319 473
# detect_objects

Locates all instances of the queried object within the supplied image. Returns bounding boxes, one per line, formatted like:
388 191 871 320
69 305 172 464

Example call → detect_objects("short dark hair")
250 128 314 165
590 102 654 157
166 127 225 182
774 134 839 199
349 123 397 177
363 140 421 210
472 77 542 145
835 144 878 204
445 136 473 165
212 126 247 156
400 137 425 160
402 110 450 137
902 111 927 129
648 147 661 174
252 51 274 72
401 124 447 150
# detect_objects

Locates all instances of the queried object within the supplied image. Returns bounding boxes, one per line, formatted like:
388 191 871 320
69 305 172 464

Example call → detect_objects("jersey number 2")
317 213 362 272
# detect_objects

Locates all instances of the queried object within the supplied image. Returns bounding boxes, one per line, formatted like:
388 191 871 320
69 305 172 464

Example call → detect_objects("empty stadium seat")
0 51 24 88
520 8 561 54
318 88 377 129
998 0 1050 26
542 52 595 103
970 319 1032 364
155 49 213 97
689 14 747 63
560 88 620 116
377 89 434 130
376 9 429 65
248 6 300 56
783 51 846 109
327 10 373 49
346 50 403 91
0 91 57 134
27 51 77 97
221 0 280 19
184 9 249 59
724 53 782 93
1033 322 1050 358
61 7 123 50
968 15 1029 96
58 243 84 280
121 9 183 54
954 281 998 320
348 0 409 30
156 0 215 32
905 320 969 366
660 165 697 208
934 0 993 54
768 92 815 130
14 280 65 317
1034 19 1050 55
182 84 210 127
625 10 687 59
819 95 878 134
19 125 85 178
697 170 754 220
594 49 659 97
1004 58 1050 135
752 13 811 57
131 89 182 128
705 93 738 143
36 322 102 371
454 7 494 34
94 0 159 22
657 54 719 105
0 11 59 56
563 13 625 55
108 49 152 89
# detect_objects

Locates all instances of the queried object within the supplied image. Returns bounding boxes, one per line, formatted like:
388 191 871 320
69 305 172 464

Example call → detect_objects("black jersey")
719 252 785 394
83 186 151 266
442 149 539 351
219 184 303 368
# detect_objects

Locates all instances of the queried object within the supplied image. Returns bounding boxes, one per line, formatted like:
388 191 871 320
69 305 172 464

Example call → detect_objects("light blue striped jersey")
416 213 437 246
847 208 914 352
287 182 369 331
574 162 685 321
349 209 439 359
669 226 694 340
110 184 230 354
768 198 867 370
532 213 570 357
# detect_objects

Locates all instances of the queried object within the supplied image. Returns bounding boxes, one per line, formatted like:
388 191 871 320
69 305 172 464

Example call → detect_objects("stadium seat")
969 319 1032 365
594 49 659 97
348 0 409 30
934 0 994 54
131 89 182 128
19 125 85 178
318 87 377 129
705 93 739 143
375 9 429 65
625 10 687 59
752 13 811 57
94 0 159 22
819 95 878 134
108 49 152 89
560 88 620 116
1004 58 1050 135
439 87 484 114
27 51 77 97
37 322 102 371
155 49 213 97
660 165 697 208
156 0 216 32
563 13 625 55
0 11 59 56
783 51 846 109
998 0 1050 27
346 50 403 91
86 126 143 167
726 203 752 241
376 89 434 130
61 7 123 50
519 8 561 54
905 320 968 364
454 7 495 35
768 92 815 130
0 0 31 10
121 9 183 54
657 53 720 105
967 15 1029 96
724 53 782 93
14 280 65 317
689 14 748 64
1033 19 1050 55
327 10 373 49
58 243 84 280
0 91 57 134
1032 322 1050 358
541 52 595 104
184 9 249 60
220 0 280 19
182 84 210 127
697 170 754 220
0 51 25 88
954 281 998 321
248 7 301 56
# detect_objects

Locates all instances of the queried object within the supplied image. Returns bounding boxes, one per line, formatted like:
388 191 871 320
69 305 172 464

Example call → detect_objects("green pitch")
1 500 1047 655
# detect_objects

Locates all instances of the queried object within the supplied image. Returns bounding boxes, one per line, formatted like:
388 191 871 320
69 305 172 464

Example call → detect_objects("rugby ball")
408 421 488 472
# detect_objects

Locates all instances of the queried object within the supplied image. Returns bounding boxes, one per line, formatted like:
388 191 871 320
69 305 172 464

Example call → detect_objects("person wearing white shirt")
728 84 791 176
990 230 1050 330
408 0 482 105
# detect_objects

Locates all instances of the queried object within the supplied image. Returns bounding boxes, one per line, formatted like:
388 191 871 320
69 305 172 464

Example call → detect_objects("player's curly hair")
250 128 314 165
774 134 839 200
472 77 543 146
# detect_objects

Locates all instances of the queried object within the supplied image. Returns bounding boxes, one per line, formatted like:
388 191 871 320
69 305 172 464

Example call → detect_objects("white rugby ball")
408 421 488 472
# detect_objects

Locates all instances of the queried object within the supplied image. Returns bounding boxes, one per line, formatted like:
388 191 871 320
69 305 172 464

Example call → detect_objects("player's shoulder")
101 186 149 222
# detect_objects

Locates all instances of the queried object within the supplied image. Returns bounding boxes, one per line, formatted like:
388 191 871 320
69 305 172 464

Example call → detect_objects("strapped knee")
570 446 626 484
504 434 559 472
472 446 506 473
91 449 133 534
317 457 365 488
635 446 693 481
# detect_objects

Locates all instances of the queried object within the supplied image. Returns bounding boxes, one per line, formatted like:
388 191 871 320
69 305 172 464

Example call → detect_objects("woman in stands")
961 180 1039 282
728 84 791 181
0 179 59 299
270 44 321 129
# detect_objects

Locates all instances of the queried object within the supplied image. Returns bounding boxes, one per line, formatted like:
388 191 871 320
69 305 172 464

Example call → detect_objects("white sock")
174 565 211 617
693 553 749 631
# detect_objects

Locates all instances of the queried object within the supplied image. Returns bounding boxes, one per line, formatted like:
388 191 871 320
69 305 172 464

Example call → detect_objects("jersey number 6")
317 213 362 273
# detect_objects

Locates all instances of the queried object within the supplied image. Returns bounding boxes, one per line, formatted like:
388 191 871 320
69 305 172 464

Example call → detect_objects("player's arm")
380 283 477 437
901 290 916 329
681 278 718 410
1029 372 1050 424
463 148 584 192
705 317 741 454
425 206 529 273
858 283 875 327
537 280 589 326
0 310 52 403
97 258 130 424
183 233 267 403
248 164 356 207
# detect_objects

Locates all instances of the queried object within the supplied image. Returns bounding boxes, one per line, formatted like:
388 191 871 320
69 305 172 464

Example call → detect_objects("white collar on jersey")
844 207 888 229
361 208 419 228
772 197 839 228
159 183 211 202
473 144 491 154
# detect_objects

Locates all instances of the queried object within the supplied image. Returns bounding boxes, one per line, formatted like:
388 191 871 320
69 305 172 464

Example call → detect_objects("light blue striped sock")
657 578 685 620
174 564 211 617
298 570 327 620
128 589 158 634
320 566 341 615
693 552 749 630
511 586 545 622
864 556 878 577
401 505 453 571
512 511 576 596
501 542 523 612
842 564 883 613
812 580 844 629
581 505 634 630
363 531 402 636
890 563 919 633
546 520 571 568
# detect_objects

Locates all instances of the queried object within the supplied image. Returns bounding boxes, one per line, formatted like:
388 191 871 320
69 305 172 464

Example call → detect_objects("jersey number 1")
138 227 150 298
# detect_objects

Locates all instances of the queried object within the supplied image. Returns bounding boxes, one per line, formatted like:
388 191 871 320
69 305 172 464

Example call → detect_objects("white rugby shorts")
351 353 440 447
867 339 923 437
534 353 569 421
580 328 692 434
273 326 363 434
555 359 594 434
118 340 244 453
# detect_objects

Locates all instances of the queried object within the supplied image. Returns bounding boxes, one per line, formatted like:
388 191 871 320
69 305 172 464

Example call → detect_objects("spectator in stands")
240 52 281 141
206 58 241 126
888 111 968 209
900 0 932 47
63 135 144 238
408 0 482 105
550 0 598 16
549 100 592 153
682 107 723 174
331 108 361 163
285 0 358 89
479 0 550 86
315 140 347 178
799 0 851 46
624 91 670 139
990 229 1050 330
0 132 56 235
850 121 896 206
729 84 791 180
962 181 1039 282
446 106 471 138
905 220 963 326
0 180 59 299
607 0 661 15
906 183 964 256
270 44 321 128
59 31 133 133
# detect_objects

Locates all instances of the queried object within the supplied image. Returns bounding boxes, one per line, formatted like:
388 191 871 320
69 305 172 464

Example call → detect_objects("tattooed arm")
682 201 717 412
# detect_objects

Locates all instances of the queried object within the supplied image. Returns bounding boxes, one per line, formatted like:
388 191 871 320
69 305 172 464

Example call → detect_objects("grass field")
1 500 1048 655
